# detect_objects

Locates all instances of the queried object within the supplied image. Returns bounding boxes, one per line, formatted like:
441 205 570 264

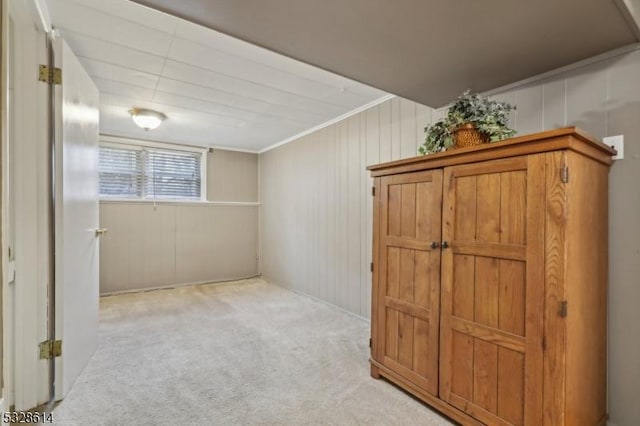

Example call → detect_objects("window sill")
99 199 261 207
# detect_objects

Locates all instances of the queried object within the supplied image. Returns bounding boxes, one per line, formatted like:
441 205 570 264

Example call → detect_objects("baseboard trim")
100 274 262 297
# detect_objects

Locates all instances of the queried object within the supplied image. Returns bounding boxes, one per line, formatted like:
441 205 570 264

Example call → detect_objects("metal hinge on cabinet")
559 301 568 318
39 340 62 359
372 186 376 196
38 65 62 85
560 165 569 183
370 262 374 272
369 338 372 348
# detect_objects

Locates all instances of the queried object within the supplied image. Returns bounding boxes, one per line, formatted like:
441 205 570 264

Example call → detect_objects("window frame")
99 135 208 202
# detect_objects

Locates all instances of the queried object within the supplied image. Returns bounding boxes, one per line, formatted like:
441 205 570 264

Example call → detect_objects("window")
99 138 206 200
99 145 143 198
144 149 202 199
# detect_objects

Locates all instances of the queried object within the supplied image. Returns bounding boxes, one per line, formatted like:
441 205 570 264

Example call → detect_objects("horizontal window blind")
144 149 201 199
99 146 143 198
99 144 202 200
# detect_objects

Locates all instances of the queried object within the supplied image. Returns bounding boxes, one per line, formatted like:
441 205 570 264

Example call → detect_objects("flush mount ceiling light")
128 108 166 130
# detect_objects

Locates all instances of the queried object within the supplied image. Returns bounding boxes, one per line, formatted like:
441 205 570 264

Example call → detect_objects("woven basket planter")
453 123 489 149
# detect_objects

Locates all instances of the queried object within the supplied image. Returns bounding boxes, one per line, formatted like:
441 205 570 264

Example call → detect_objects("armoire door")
439 155 546 425
375 170 443 395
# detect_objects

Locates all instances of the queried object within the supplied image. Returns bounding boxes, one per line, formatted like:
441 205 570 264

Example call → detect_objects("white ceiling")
47 0 389 152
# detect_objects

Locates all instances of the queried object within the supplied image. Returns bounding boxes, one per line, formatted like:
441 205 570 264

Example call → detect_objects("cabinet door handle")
430 242 440 249
441 241 449 249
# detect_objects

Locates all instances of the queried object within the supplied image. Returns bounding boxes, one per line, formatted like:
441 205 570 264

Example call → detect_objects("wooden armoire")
368 128 614 426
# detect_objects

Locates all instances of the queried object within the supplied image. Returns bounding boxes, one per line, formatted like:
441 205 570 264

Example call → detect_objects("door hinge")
38 65 62 85
369 338 372 348
560 165 569 183
39 340 62 359
372 186 376 197
370 262 374 272
559 301 568 318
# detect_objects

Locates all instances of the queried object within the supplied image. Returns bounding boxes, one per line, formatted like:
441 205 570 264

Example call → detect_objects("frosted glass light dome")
129 108 166 130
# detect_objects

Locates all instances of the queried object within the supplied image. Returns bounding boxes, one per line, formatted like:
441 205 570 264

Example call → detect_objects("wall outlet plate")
603 135 624 160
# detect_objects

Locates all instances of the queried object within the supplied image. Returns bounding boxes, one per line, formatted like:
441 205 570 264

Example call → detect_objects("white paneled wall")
260 97 433 318
260 48 640 426
100 202 259 294
207 149 259 202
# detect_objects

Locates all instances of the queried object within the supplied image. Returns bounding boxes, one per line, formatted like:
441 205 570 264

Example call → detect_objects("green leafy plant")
418 91 516 155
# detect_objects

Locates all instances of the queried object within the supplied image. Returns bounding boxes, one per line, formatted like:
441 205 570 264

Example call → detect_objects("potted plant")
418 90 516 155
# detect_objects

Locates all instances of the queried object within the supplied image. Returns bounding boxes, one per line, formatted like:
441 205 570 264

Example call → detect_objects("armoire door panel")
475 173 501 241
474 257 500 328
387 184 402 236
498 260 526 336
416 181 436 239
398 312 415 367
387 246 400 298
414 250 431 310
398 248 415 302
400 184 417 237
453 175 477 240
452 254 475 321
498 347 525 425
450 330 473 399
473 338 499 413
385 307 399 360
413 318 431 377
440 155 545 426
499 171 527 245
376 170 442 395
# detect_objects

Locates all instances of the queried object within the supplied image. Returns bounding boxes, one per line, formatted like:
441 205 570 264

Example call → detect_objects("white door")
53 38 101 400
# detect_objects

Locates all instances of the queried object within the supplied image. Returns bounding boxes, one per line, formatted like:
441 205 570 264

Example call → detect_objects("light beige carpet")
52 278 452 425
